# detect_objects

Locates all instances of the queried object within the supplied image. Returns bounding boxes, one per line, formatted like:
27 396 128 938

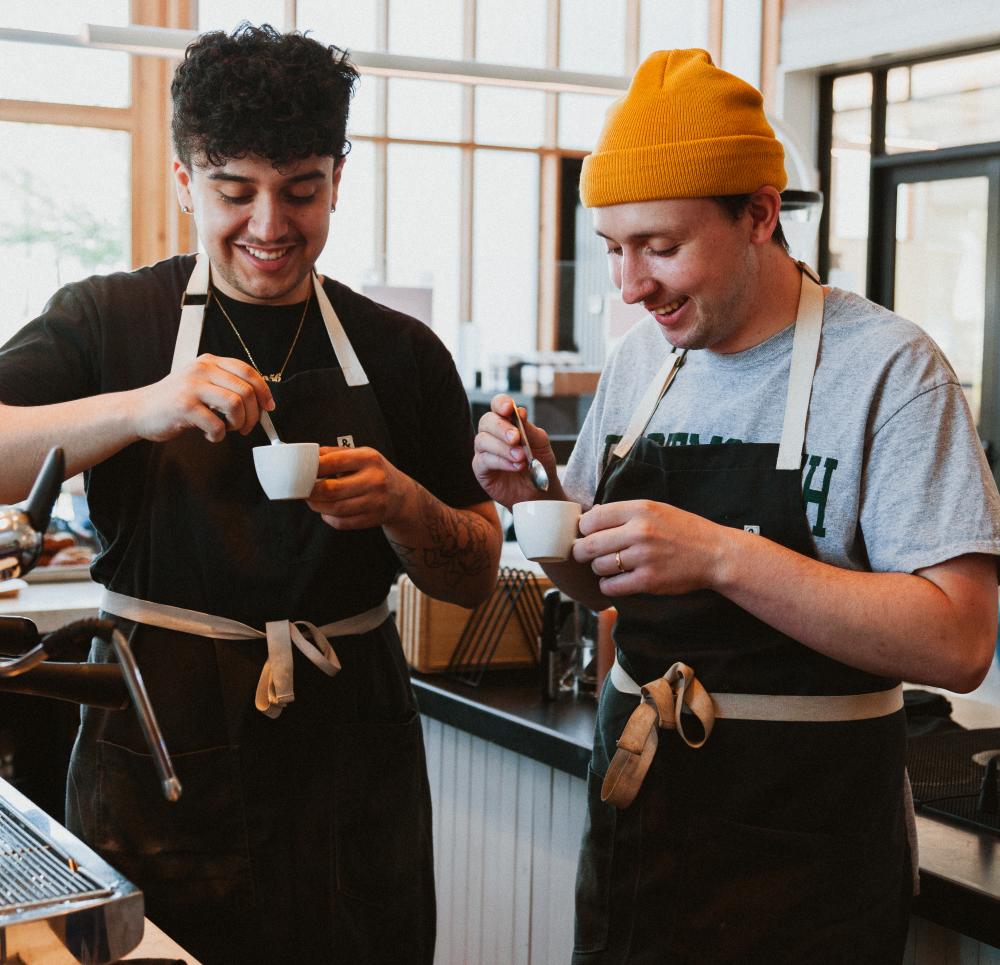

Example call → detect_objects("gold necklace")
210 287 311 383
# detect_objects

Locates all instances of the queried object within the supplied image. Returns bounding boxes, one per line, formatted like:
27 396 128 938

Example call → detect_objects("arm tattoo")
388 488 492 586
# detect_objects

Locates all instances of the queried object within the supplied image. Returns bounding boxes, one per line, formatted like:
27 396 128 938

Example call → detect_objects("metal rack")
446 567 545 687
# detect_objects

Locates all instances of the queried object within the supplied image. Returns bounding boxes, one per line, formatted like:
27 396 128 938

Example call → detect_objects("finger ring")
615 549 626 574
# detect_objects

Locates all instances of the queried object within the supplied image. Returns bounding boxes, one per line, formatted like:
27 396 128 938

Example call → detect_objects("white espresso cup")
513 499 582 562
252 442 320 501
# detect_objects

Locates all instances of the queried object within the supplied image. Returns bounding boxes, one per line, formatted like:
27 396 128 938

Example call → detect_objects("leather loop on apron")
602 661 716 807
100 588 390 718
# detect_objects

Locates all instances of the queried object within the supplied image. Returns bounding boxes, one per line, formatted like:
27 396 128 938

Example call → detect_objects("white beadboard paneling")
424 718 586 964
529 765 553 959
465 732 488 962
492 749 521 963
449 730 472 958
437 719 457 962
513 756 536 963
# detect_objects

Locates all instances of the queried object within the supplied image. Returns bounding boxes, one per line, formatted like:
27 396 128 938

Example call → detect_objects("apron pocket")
332 710 434 908
668 814 908 964
94 739 252 893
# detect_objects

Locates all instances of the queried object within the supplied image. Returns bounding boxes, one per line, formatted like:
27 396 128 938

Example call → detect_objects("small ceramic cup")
252 442 320 501
513 499 582 562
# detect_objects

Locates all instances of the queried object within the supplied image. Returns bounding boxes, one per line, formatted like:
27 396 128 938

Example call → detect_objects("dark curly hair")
171 23 359 168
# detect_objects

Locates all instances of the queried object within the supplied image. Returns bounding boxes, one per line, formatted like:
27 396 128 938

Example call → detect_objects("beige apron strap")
313 272 369 387
775 264 824 470
610 349 688 462
171 253 210 373
169 258 371 387
609 656 903 722
100 588 388 718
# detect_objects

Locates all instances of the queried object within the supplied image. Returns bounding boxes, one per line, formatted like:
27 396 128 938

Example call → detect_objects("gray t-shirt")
563 288 1000 575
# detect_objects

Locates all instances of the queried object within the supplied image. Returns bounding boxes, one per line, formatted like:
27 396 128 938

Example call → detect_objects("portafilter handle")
106 623 183 803
0 616 182 802
0 447 65 582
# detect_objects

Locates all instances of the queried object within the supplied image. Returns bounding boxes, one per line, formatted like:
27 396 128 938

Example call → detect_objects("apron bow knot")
601 661 716 809
256 619 342 719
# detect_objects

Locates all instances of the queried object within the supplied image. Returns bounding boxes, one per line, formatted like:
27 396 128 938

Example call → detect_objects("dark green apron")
573 270 911 965
66 258 435 965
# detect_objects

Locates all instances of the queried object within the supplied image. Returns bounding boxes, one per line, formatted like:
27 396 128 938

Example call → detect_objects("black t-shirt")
0 254 487 615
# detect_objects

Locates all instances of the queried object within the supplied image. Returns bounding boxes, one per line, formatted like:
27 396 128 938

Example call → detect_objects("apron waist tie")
603 658 903 809
99 589 390 719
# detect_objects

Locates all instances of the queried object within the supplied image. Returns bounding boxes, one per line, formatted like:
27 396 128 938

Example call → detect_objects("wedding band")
615 550 626 574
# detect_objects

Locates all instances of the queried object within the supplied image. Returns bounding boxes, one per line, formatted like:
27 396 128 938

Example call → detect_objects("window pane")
886 51 1000 154
0 42 129 108
639 0 710 56
559 0 626 75
386 145 462 351
832 72 872 112
388 79 463 141
893 177 988 423
559 93 617 151
198 0 286 33
473 151 539 366
297 0 380 50
827 75 871 295
349 75 380 137
4 0 128 29
476 0 546 68
0 123 130 346
387 0 463 59
316 141 376 294
475 87 546 148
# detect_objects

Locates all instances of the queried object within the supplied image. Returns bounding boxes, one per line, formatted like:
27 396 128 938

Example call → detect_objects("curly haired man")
0 24 500 965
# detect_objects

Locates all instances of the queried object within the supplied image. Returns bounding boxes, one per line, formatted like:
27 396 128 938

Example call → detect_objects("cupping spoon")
510 404 550 491
260 409 282 445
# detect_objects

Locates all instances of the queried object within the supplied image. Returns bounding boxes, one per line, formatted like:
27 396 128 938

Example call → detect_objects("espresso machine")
0 448 180 964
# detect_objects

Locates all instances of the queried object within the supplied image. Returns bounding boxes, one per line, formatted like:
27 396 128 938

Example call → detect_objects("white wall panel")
422 717 585 965
781 0 1000 72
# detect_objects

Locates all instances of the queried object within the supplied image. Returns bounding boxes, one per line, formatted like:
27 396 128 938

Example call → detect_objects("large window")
3 0 709 368
0 0 195 345
0 123 130 344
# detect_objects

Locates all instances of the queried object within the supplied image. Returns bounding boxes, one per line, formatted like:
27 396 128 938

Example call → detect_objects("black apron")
572 270 911 965
66 258 435 965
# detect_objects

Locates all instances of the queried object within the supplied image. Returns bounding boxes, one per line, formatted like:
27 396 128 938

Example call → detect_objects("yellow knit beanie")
579 48 786 207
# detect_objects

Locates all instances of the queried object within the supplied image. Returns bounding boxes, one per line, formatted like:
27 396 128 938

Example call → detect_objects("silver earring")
331 204 336 213
181 205 192 214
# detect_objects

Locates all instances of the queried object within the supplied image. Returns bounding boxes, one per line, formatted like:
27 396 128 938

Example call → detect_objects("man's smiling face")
174 153 343 304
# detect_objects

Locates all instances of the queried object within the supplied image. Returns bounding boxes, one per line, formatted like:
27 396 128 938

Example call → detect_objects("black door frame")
868 152 1000 467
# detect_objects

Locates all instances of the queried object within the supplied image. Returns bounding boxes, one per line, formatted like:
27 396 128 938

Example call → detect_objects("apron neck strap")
171 254 369 386
609 260 824 469
610 349 687 462
774 262 824 470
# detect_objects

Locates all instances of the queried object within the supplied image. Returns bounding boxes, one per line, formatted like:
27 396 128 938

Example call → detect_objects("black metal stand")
446 567 544 687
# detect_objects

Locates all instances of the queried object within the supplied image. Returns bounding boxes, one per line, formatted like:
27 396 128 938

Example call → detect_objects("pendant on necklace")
264 374 282 383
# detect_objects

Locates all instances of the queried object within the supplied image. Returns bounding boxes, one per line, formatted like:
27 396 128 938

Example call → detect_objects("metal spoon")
260 409 282 445
510 404 549 491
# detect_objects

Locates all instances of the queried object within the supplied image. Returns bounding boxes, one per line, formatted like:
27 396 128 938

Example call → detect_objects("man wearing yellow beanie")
474 50 1000 963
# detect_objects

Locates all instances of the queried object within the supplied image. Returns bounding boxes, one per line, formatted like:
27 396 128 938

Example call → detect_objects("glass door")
870 157 1000 474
